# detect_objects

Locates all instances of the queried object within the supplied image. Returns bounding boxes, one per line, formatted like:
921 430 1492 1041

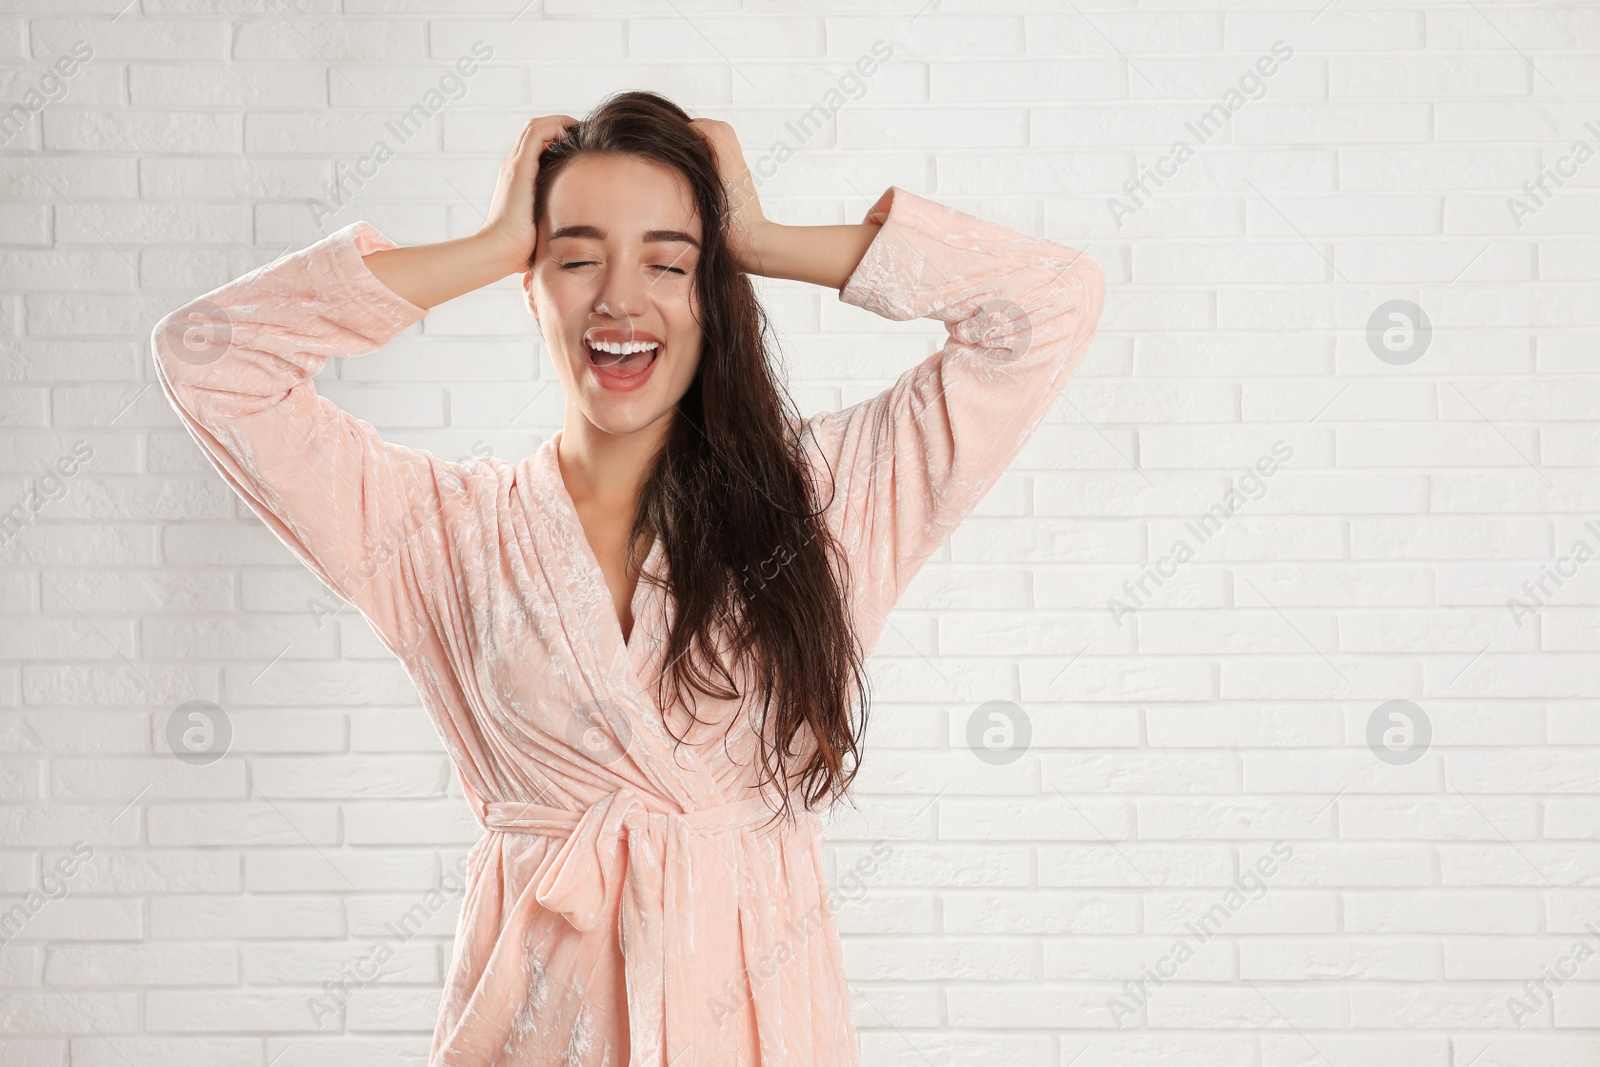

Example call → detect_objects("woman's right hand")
478 114 579 274
361 115 578 310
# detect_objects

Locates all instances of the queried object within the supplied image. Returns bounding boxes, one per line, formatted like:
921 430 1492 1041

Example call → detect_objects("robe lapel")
522 433 726 810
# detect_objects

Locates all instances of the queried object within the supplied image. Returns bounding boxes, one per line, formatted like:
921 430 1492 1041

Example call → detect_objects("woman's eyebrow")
549 224 700 250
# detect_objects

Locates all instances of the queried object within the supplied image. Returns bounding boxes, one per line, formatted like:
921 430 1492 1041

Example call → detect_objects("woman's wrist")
473 224 538 281
749 219 881 291
361 230 524 311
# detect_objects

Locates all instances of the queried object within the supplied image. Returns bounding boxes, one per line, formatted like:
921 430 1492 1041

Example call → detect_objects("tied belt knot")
471 786 828 1065
479 786 787 933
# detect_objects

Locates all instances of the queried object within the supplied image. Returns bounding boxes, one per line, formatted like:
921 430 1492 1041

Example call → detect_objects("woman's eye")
557 261 687 275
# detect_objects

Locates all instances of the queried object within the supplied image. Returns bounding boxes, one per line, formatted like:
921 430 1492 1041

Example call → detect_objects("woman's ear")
521 269 539 330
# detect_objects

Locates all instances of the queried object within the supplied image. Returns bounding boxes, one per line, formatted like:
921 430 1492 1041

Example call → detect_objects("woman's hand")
479 114 579 274
690 117 770 275
361 115 577 309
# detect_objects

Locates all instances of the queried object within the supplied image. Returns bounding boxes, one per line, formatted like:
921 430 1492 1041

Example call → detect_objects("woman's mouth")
582 339 661 392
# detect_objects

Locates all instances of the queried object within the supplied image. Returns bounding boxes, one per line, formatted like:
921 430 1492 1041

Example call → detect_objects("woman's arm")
798 185 1107 638
747 220 882 292
150 116 577 660
361 231 524 311
689 116 883 291
150 220 461 661
361 113 577 309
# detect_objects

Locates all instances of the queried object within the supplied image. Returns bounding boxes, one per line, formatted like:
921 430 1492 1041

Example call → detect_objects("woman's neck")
555 411 668 508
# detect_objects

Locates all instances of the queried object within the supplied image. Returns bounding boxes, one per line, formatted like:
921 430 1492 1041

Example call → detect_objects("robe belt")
479 786 784 934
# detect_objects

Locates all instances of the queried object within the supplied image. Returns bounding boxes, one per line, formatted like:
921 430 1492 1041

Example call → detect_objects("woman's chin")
560 354 692 437
578 396 668 438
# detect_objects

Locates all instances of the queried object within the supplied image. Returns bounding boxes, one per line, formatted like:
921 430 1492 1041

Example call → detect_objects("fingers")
535 115 578 137
514 115 578 159
691 118 739 170
540 116 578 147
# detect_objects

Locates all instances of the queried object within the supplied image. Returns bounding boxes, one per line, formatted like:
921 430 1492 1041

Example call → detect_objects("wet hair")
531 90 871 831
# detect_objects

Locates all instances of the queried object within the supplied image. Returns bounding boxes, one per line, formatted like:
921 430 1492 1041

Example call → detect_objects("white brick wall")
2 1 1597 1064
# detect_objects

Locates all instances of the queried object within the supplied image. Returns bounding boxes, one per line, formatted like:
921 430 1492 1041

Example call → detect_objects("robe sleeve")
149 221 466 662
801 185 1107 629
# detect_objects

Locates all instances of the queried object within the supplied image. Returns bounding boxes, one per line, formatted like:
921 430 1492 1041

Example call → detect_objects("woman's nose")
592 267 649 319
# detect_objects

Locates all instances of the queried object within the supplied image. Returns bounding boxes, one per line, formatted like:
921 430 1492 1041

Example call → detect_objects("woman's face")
523 153 705 440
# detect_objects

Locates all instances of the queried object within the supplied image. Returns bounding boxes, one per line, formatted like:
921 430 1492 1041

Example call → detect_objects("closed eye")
560 261 688 275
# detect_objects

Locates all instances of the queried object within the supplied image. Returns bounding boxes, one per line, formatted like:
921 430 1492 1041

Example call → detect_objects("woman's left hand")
690 117 769 275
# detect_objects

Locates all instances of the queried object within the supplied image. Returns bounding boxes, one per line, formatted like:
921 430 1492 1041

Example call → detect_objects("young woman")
152 91 1105 1066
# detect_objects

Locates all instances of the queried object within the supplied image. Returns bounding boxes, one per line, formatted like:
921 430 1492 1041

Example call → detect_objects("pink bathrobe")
151 185 1104 1066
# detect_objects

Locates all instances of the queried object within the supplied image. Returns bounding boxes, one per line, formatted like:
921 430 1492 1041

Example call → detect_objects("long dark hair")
531 90 871 831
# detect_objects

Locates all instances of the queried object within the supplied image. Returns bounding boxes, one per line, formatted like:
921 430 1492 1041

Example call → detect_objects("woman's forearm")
358 216 882 308
361 231 523 311
750 220 882 292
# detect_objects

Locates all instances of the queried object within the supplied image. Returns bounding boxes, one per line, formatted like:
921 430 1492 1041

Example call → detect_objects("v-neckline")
544 431 662 657
524 433 724 809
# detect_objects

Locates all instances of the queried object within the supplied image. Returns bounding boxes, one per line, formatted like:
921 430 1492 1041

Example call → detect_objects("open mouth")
583 339 660 369
582 338 661 390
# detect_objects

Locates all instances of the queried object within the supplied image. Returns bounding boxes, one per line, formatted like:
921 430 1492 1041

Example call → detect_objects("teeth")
587 340 660 355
